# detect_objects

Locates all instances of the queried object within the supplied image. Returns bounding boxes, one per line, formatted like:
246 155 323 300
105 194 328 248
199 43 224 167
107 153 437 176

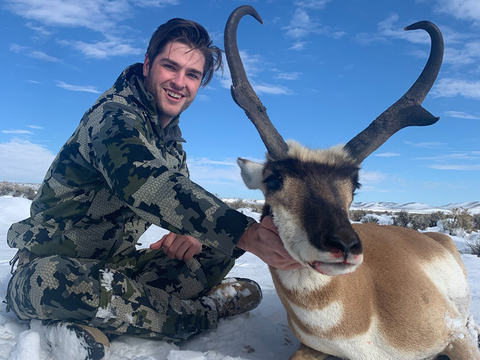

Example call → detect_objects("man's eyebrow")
160 58 204 77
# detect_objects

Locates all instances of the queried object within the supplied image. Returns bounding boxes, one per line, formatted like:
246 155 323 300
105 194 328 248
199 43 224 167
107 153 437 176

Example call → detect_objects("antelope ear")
237 158 265 192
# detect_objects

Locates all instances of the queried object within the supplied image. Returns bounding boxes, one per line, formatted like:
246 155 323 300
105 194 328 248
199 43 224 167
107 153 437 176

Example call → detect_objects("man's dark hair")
146 18 223 87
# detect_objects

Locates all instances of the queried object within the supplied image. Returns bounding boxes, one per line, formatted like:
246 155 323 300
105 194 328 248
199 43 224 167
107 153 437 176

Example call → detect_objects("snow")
0 195 479 360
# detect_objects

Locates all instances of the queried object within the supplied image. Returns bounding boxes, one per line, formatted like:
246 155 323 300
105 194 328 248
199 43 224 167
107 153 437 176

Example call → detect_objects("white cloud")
134 0 179 7
432 78 480 99
418 151 480 171
369 14 433 45
283 6 347 42
187 157 244 187
285 8 314 39
5 0 174 60
275 72 301 80
359 170 388 184
55 81 101 94
64 39 143 59
417 151 480 162
29 50 60 62
10 43 60 62
289 41 306 51
2 130 33 135
5 0 128 33
294 0 331 9
25 22 52 36
5 0 179 34
9 43 28 53
377 14 405 39
445 110 480 119
195 94 210 102
431 0 480 23
253 83 292 96
187 157 266 199
428 164 480 170
218 51 291 96
442 39 480 66
374 152 401 157
0 139 55 183
405 141 445 148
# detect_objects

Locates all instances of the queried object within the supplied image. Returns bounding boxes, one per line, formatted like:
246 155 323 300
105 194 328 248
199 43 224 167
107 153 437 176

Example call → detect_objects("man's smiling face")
143 41 205 128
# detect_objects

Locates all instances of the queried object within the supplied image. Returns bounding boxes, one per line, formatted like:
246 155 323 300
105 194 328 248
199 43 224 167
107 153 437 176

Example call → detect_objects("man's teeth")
166 90 182 99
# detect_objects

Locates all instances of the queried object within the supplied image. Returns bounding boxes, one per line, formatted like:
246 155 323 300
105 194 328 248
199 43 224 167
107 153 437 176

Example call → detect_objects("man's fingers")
260 215 279 235
280 262 304 271
162 232 176 249
166 237 182 259
149 234 168 250
155 233 203 261
175 241 192 261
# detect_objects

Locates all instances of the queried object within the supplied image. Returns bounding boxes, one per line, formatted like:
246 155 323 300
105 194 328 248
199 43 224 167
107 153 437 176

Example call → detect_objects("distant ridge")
350 201 480 214
222 197 480 215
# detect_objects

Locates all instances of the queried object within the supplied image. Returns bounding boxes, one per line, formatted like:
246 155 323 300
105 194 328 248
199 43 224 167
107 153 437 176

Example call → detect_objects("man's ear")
143 54 150 77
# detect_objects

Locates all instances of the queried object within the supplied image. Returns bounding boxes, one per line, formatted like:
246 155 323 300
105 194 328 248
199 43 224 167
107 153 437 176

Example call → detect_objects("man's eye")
188 73 199 80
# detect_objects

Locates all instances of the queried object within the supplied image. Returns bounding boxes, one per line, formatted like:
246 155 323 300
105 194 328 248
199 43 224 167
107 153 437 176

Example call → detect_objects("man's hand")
150 233 202 261
237 215 303 270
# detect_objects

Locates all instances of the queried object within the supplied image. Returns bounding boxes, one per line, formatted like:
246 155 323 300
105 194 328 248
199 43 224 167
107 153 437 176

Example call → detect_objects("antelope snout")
325 235 360 261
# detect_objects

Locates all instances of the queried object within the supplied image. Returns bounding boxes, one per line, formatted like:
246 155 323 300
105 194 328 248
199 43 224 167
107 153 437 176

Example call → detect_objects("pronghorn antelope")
224 5 479 360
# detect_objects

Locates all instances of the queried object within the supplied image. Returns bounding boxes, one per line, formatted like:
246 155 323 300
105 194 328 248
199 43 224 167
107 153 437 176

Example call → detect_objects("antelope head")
224 6 443 276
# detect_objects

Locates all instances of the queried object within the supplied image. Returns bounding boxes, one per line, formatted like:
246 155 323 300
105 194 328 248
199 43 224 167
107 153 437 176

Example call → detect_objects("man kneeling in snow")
6 17 300 360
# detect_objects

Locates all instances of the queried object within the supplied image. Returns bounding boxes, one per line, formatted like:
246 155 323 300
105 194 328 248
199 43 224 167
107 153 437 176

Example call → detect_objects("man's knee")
7 255 101 321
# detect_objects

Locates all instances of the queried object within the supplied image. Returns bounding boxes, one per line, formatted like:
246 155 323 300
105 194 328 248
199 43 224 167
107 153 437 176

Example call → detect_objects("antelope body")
224 6 480 360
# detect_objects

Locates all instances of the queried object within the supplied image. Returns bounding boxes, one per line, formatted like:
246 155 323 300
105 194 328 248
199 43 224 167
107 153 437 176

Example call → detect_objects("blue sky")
1 0 479 206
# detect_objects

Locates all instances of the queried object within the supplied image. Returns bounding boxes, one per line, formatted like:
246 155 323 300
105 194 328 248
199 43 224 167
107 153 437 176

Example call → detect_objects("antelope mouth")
308 258 361 276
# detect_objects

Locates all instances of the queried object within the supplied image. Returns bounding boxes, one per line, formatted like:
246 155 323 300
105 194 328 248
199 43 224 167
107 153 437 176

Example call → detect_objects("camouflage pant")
6 247 240 342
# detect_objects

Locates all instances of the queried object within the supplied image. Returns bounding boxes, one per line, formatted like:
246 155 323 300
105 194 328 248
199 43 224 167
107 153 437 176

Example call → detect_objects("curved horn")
224 5 289 160
344 21 444 164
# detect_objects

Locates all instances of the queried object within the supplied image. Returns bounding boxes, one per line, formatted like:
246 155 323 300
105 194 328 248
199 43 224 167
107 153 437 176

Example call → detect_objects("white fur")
291 316 440 360
289 300 343 332
274 267 331 293
421 254 471 321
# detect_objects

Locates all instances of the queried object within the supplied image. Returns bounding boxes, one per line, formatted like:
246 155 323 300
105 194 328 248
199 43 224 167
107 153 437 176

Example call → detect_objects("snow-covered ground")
0 195 479 360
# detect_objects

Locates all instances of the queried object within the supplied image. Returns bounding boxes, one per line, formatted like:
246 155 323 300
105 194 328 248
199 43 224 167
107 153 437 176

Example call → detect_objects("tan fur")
238 144 479 360
285 141 353 167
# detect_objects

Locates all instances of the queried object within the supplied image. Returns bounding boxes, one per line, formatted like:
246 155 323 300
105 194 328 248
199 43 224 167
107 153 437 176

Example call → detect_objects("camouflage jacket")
7 63 255 260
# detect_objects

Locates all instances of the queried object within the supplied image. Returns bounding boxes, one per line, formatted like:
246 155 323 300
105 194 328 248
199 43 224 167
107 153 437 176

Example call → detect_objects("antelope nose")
326 236 360 261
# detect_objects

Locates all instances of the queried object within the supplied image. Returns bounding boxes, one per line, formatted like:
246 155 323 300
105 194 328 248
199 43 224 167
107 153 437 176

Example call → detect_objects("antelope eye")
264 174 283 192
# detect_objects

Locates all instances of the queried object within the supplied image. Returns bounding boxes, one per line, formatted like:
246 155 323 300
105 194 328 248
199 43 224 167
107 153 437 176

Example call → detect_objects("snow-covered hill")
222 197 480 215
350 201 480 214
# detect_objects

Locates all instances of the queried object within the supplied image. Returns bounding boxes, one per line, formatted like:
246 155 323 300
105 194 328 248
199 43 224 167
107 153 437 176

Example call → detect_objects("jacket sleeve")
85 98 255 256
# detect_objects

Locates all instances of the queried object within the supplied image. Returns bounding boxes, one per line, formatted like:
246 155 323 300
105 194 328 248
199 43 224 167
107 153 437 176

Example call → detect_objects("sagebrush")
0 181 38 200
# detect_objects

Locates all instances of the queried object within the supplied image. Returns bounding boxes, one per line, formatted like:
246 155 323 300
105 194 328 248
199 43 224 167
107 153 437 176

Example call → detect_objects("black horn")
344 21 444 163
224 5 289 160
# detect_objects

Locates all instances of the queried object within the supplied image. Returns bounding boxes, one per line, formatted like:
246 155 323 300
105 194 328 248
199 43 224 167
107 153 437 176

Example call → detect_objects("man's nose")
171 71 185 89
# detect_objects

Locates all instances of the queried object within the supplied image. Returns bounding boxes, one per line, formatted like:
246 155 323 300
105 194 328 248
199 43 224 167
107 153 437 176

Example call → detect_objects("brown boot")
204 277 262 318
66 324 110 360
